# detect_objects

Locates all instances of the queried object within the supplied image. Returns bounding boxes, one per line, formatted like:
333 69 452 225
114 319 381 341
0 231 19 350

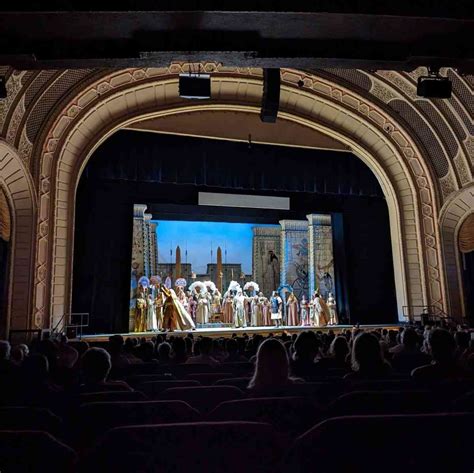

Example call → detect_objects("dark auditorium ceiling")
1 1 473 72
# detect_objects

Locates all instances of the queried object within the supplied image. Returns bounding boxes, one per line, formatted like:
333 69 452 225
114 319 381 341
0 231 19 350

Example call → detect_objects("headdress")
244 281 260 293
138 276 150 288
189 281 208 295
175 278 187 288
203 280 217 293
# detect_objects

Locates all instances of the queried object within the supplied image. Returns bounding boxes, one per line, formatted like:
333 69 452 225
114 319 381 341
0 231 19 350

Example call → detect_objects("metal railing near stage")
402 305 456 325
52 313 90 340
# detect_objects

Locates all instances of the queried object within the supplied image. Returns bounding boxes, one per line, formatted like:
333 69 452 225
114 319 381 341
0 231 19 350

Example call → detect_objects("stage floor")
76 323 404 342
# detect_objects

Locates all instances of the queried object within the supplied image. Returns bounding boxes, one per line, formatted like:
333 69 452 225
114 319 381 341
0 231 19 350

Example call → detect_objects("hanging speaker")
260 68 280 123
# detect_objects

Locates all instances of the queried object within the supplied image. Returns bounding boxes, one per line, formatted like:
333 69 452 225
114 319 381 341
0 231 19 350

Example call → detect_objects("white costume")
233 292 247 328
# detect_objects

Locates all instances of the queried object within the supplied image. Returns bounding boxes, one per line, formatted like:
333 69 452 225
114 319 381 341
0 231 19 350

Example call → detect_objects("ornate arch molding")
439 183 474 318
0 140 36 335
33 66 447 329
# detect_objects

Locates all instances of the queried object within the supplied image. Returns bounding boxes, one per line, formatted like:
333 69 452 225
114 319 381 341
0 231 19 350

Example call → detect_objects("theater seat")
214 377 251 390
208 397 322 436
327 390 441 416
0 407 62 437
158 386 244 412
79 391 147 404
167 364 218 377
76 400 200 446
285 413 474 473
185 373 234 385
220 362 253 375
0 430 77 473
452 390 474 412
126 373 176 388
85 421 283 473
137 380 201 399
248 382 342 404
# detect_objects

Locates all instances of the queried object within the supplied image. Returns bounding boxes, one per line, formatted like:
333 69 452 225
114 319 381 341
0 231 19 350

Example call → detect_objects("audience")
0 323 473 470
290 331 322 378
345 332 392 379
223 338 247 362
390 328 430 372
186 337 219 366
157 342 172 364
411 328 465 381
248 338 302 392
80 347 132 393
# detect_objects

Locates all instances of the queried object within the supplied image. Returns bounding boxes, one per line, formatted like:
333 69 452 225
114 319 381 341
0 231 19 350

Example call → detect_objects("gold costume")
161 286 196 331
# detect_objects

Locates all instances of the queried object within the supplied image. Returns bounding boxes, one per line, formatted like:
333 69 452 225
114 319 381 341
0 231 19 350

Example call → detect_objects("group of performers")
134 276 338 332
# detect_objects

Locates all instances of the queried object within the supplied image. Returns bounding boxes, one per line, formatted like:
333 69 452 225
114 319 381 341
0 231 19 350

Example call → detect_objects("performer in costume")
155 288 165 331
250 295 259 326
256 293 266 326
300 294 309 326
146 293 158 331
309 292 317 327
223 292 234 324
286 292 299 326
135 283 147 332
262 297 271 326
211 289 222 317
161 285 196 331
233 290 247 328
270 291 283 328
189 281 209 325
327 292 339 325
187 291 197 321
313 292 330 326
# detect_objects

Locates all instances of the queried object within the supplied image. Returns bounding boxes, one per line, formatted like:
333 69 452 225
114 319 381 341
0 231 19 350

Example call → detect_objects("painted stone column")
279 220 309 300
307 214 335 300
150 222 159 276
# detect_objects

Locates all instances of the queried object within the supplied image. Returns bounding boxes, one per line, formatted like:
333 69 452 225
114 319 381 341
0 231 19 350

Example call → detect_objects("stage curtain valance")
84 130 384 198
459 213 474 254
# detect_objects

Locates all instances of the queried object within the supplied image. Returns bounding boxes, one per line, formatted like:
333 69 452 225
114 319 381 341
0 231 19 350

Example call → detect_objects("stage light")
0 77 6 99
179 74 211 99
417 68 452 99
260 68 280 123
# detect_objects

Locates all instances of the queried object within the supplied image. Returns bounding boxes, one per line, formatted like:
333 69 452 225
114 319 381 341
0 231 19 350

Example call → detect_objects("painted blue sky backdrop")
155 220 279 274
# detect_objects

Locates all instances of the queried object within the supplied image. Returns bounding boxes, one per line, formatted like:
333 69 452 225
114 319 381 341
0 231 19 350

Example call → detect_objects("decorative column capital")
306 214 332 226
133 204 147 218
279 219 308 231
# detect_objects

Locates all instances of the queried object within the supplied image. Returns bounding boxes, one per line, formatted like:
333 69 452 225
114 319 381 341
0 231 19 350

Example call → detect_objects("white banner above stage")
198 192 290 210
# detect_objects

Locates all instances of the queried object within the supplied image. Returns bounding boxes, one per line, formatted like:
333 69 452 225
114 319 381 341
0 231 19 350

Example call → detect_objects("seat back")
79 391 147 404
327 390 440 416
0 407 62 436
286 413 474 473
126 373 176 388
0 430 77 473
76 400 200 446
137 380 201 399
214 377 251 390
86 422 283 473
159 386 244 412
208 397 322 436
185 373 234 385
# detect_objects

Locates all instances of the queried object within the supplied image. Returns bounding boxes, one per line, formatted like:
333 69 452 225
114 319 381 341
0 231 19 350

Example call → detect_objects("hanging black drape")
73 130 397 334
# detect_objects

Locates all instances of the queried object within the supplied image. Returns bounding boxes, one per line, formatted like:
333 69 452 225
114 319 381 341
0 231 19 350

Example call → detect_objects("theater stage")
75 323 403 342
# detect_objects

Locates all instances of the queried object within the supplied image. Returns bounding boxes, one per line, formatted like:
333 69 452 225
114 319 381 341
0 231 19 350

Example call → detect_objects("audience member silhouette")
345 332 392 379
248 338 302 392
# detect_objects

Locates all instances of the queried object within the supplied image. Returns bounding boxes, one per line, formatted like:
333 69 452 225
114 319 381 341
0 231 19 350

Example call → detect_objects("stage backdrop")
73 130 397 334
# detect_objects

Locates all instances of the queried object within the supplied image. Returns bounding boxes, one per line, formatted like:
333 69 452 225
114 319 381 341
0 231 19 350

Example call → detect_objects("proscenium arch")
34 68 446 330
0 139 36 337
440 182 474 318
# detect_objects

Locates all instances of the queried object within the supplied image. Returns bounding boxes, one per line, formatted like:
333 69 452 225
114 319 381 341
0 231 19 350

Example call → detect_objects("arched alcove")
0 140 36 337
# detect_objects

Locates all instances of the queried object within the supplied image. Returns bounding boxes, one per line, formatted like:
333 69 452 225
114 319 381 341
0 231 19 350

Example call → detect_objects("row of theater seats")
1 385 474 472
